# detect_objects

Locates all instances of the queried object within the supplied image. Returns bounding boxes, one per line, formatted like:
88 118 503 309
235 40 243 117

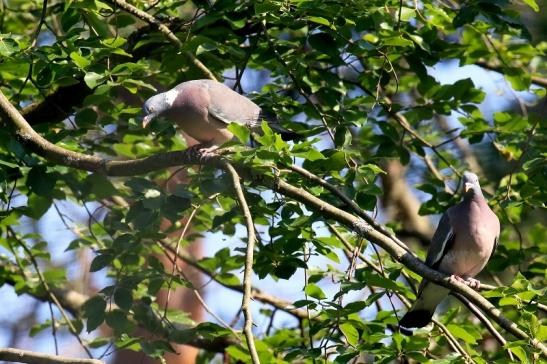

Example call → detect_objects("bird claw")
465 277 481 290
450 275 481 290
187 143 219 163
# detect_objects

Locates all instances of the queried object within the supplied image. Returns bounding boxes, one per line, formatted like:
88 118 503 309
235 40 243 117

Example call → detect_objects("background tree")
0 0 545 363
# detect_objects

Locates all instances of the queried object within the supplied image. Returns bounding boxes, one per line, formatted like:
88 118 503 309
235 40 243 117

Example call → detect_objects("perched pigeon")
142 79 299 150
399 171 500 330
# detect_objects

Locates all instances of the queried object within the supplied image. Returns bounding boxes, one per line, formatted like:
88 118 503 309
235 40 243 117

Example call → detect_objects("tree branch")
271 179 546 356
160 242 309 320
0 261 237 353
474 60 547 89
1 88 546 358
0 348 104 364
7 228 93 358
285 163 413 254
453 293 515 361
104 0 217 81
329 224 474 362
224 161 261 364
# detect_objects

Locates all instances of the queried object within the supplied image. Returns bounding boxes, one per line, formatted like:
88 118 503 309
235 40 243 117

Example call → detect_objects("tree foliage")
0 0 545 363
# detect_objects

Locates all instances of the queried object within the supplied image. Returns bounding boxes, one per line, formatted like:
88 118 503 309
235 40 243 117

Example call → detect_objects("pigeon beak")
464 182 473 193
142 114 154 128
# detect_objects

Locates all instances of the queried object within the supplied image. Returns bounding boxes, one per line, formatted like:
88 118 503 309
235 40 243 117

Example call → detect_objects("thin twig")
453 293 514 361
302 243 316 358
46 300 59 355
261 21 336 144
7 227 93 358
168 250 242 340
223 161 260 364
431 319 476 364
162 205 199 319
0 348 104 364
104 0 217 81
158 241 308 319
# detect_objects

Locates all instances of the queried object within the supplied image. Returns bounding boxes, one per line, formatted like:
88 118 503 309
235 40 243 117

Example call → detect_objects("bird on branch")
142 79 301 156
400 171 500 331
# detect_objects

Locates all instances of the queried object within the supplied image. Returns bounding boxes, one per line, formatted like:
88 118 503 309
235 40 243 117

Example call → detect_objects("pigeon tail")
399 309 434 329
274 127 303 141
258 111 302 141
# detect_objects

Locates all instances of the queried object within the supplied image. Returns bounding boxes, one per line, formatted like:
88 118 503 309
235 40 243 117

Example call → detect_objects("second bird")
399 171 500 330
142 79 299 148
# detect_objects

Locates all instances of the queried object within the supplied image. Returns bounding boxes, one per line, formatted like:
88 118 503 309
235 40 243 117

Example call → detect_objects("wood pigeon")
142 79 300 150
399 171 500 330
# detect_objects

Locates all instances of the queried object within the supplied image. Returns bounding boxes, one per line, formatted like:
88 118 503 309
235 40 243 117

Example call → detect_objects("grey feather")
425 213 455 268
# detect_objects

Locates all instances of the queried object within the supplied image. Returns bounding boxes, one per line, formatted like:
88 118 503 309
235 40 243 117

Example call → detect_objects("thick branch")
1 89 545 358
21 82 93 126
1 89 206 175
0 348 104 364
271 180 547 356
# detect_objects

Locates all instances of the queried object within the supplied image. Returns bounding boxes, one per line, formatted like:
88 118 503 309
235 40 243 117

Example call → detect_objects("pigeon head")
142 89 178 127
462 171 482 197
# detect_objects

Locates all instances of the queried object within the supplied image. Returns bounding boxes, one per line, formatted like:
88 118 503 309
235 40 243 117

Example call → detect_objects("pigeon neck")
464 190 485 204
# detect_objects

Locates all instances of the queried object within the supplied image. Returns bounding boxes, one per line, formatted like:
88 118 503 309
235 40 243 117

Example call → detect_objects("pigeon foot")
187 143 219 163
450 275 481 290
464 277 481 290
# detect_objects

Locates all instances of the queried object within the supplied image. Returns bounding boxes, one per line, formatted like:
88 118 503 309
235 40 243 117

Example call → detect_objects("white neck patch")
164 89 178 107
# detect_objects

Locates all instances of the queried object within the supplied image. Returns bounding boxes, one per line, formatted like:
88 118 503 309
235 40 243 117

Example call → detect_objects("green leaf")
504 67 531 91
339 323 359 346
291 148 326 161
521 0 539 12
90 253 113 272
121 79 157 93
70 51 91 69
141 340 176 358
165 310 194 326
88 337 110 348
0 34 19 56
447 324 477 344
255 120 275 146
24 195 52 219
26 166 56 197
85 173 117 199
227 122 250 143
105 309 136 334
308 16 331 27
83 296 106 332
507 345 529 363
383 36 414 47
114 287 133 311
84 72 105 88
499 296 519 306
304 283 326 300
30 321 53 337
